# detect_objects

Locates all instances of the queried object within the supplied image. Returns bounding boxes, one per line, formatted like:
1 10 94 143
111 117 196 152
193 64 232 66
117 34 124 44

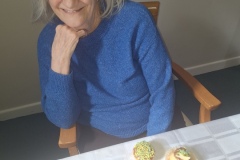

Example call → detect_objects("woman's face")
48 0 101 32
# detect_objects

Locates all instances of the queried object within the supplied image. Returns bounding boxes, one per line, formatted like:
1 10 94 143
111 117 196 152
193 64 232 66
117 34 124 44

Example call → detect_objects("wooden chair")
58 1 221 156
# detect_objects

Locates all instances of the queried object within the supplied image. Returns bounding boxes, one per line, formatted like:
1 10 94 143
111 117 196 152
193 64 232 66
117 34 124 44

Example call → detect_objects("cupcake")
133 141 155 160
166 147 191 160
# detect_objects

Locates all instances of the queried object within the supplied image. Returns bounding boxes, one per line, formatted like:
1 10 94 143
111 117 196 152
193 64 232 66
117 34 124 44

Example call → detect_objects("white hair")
31 0 125 23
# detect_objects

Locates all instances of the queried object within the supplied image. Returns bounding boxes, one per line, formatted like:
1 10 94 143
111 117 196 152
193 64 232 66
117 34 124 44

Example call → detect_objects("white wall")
137 0 240 74
1 0 240 120
0 0 44 120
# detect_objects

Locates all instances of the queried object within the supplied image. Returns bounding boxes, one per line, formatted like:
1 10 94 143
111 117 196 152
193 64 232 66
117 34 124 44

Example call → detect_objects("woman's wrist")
51 58 71 75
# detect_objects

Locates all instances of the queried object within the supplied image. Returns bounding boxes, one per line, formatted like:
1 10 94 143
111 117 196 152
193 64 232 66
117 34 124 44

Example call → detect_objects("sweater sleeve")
37 26 81 128
135 11 175 136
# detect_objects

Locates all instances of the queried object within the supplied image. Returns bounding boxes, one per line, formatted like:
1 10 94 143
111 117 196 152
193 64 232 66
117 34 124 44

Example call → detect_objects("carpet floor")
0 65 239 160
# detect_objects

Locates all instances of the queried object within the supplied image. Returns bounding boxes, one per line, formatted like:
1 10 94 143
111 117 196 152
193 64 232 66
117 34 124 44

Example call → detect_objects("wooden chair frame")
58 1 221 156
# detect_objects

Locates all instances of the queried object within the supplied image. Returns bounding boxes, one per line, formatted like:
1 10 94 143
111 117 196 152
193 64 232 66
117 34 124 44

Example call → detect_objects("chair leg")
181 112 193 126
68 146 80 156
199 104 211 123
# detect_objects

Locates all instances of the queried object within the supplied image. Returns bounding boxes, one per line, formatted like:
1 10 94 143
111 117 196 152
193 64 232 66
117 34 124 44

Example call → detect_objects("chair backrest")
140 1 160 23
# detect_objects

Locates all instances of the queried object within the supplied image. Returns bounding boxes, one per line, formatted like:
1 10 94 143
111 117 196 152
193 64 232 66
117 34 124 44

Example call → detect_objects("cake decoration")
166 147 191 160
133 141 155 160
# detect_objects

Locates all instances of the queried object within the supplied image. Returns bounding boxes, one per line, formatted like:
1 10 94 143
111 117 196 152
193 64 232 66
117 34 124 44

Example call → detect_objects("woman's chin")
68 24 89 32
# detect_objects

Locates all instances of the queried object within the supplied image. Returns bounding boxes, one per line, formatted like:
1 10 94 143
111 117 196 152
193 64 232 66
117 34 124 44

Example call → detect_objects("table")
60 114 240 160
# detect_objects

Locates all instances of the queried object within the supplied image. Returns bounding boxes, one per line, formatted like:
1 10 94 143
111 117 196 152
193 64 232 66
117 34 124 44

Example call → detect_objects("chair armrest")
172 62 221 122
58 124 77 148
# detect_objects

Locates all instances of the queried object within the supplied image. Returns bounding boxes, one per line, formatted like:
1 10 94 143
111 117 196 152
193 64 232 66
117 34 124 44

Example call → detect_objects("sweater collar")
80 18 111 46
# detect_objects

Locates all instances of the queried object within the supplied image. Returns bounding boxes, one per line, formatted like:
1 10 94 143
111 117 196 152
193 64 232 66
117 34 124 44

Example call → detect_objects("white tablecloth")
60 114 240 160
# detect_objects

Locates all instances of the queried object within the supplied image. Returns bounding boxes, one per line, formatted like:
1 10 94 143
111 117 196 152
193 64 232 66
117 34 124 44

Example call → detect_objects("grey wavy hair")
32 0 125 23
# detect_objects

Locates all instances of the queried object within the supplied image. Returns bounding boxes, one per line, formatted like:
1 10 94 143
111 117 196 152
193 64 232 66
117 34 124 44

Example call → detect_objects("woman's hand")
51 25 87 75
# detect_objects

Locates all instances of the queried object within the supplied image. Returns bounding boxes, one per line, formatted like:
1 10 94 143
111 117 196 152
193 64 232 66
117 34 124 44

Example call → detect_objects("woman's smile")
62 8 81 14
48 0 101 32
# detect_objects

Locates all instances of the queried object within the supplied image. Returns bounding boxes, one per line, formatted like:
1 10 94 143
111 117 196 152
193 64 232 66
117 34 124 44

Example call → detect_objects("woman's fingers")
51 25 86 74
53 25 84 56
77 29 88 38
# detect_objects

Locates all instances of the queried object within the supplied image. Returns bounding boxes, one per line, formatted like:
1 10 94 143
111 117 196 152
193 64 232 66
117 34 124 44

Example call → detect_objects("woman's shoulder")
39 18 63 40
123 0 149 12
37 20 61 52
109 0 155 29
38 21 59 44
119 0 154 22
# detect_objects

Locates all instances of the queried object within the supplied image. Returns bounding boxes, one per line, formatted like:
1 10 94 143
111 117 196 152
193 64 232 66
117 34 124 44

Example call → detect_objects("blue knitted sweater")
37 0 175 138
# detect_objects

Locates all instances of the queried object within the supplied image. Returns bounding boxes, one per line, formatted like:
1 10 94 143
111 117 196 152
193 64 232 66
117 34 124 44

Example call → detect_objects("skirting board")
184 56 240 76
1 56 239 121
0 102 42 121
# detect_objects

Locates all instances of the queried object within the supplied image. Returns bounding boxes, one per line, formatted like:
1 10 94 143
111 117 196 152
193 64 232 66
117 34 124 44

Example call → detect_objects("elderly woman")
32 0 184 152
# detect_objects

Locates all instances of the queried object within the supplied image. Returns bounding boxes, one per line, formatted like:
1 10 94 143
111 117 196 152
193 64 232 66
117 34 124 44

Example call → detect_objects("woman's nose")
62 0 77 8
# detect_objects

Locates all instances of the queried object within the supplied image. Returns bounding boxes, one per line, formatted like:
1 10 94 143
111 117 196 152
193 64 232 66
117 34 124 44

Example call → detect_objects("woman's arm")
135 13 175 136
37 24 86 128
